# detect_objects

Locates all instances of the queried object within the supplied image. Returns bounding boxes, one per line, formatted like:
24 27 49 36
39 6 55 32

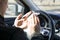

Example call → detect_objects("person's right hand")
14 11 32 29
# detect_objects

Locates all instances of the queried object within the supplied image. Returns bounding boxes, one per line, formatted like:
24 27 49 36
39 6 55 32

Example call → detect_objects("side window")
5 4 17 16
5 0 24 18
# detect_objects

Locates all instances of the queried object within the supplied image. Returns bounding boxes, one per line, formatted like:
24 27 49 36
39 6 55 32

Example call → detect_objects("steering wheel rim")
35 10 55 40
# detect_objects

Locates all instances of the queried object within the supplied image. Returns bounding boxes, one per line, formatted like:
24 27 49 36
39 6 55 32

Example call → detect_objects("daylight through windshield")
32 0 60 12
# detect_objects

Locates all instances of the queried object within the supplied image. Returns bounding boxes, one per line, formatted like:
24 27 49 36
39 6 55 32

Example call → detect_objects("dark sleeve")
31 34 46 40
11 27 28 40
0 25 28 40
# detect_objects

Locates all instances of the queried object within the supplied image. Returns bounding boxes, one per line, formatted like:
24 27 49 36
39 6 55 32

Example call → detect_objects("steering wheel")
32 10 55 40
15 0 55 40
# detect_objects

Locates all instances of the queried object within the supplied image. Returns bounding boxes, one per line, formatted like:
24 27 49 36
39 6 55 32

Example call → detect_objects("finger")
16 14 22 20
28 14 37 26
36 16 40 24
33 15 40 26
17 20 27 29
33 15 37 25
17 20 23 26
22 11 32 20
33 16 40 32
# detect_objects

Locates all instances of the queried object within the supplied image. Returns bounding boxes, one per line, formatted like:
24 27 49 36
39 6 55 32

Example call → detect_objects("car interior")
4 0 60 40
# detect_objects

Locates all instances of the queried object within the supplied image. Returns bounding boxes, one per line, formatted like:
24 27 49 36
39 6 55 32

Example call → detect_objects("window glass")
5 0 23 17
32 0 60 12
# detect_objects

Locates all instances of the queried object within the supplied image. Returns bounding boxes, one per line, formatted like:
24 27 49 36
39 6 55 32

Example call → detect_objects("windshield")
5 0 60 18
32 0 60 13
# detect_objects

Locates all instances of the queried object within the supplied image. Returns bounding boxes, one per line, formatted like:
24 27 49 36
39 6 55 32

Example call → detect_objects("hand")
14 11 32 29
23 13 40 40
25 14 40 33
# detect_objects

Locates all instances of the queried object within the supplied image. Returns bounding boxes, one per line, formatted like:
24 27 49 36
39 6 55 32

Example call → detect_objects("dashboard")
49 14 60 29
49 14 60 37
39 12 60 37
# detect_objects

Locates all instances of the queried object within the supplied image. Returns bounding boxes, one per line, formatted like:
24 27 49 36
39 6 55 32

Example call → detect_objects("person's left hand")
24 13 40 34
23 13 40 40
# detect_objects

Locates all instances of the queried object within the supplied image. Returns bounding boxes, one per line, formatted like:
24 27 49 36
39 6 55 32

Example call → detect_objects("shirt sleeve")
0 24 28 40
11 27 28 40
10 26 28 40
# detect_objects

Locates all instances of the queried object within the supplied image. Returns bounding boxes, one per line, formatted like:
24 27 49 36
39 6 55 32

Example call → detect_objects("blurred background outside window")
32 0 60 12
5 0 60 18
5 0 24 18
